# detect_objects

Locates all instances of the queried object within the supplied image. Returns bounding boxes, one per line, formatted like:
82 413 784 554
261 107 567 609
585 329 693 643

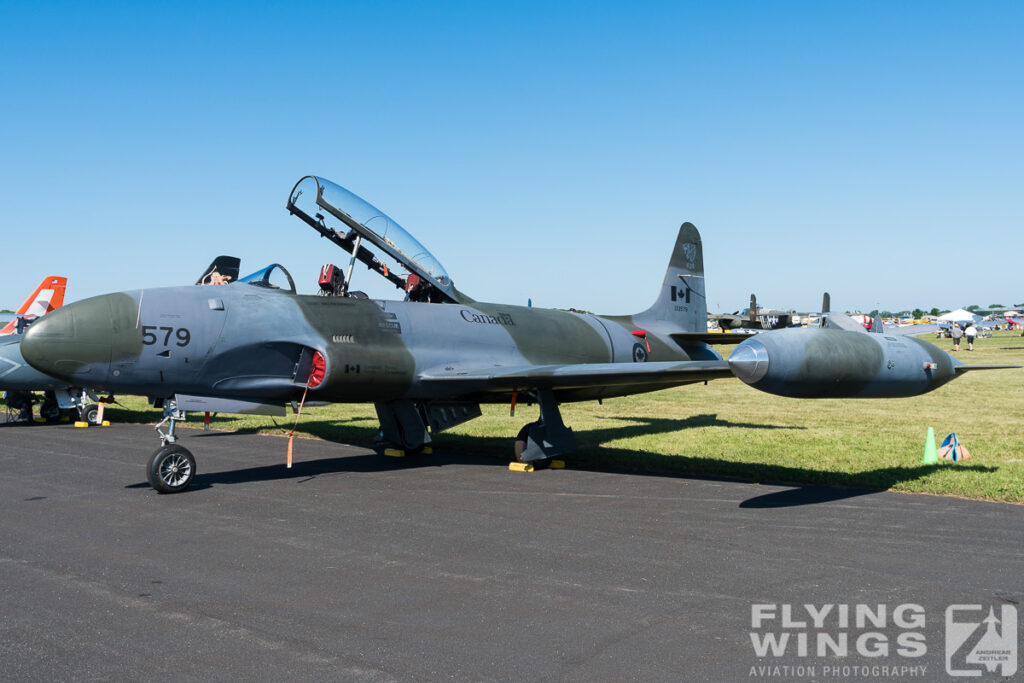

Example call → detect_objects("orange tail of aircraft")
1 276 67 335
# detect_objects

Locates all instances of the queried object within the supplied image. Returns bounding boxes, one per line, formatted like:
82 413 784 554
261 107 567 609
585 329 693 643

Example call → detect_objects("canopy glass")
288 176 452 293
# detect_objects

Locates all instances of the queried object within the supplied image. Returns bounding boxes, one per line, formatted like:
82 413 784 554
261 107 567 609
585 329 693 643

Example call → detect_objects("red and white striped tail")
0 276 67 335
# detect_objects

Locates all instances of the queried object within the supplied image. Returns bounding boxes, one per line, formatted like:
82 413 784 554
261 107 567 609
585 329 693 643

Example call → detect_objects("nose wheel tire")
147 445 196 494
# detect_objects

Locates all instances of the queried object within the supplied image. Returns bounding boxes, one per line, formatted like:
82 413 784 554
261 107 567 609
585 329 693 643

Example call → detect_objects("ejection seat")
318 264 345 296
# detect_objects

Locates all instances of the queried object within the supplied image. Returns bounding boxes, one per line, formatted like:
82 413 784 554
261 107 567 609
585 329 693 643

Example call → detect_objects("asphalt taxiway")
1 422 1021 681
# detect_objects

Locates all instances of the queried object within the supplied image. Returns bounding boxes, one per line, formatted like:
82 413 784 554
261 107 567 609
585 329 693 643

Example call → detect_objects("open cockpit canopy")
287 176 465 303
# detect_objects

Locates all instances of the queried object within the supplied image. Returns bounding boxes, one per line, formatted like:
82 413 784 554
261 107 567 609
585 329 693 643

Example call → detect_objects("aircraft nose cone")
729 338 770 385
22 297 115 383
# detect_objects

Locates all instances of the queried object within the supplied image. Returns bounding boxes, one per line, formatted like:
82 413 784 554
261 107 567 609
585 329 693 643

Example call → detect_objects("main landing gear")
67 389 108 426
373 392 577 470
374 400 431 456
146 399 195 494
79 402 101 425
372 400 480 457
511 389 576 469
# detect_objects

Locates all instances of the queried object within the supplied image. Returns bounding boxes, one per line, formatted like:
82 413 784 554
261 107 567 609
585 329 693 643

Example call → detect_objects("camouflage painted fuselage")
21 283 720 406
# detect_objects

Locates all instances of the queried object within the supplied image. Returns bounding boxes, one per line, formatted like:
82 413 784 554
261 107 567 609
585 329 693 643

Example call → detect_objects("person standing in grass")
951 323 963 351
964 322 978 351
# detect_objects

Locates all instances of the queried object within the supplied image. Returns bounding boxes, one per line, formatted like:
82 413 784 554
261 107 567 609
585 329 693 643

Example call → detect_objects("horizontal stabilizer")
882 323 939 336
823 313 870 333
671 332 755 346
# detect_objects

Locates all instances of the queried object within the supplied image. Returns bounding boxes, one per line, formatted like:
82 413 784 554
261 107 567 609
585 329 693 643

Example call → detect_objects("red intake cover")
308 351 327 388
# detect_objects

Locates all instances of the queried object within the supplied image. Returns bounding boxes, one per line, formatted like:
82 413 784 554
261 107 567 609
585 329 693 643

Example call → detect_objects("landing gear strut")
68 389 104 425
374 400 431 454
513 389 577 464
146 399 195 493
40 392 62 422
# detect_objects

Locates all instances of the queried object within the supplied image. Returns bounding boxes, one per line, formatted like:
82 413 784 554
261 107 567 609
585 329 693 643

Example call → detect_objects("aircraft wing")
418 360 733 392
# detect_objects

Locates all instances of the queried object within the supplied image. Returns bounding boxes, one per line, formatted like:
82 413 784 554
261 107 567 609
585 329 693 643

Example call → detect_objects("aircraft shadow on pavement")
577 413 803 442
121 413 997 504
562 447 997 507
0 420 37 428
735 462 998 507
123 413 799 491
125 449 506 492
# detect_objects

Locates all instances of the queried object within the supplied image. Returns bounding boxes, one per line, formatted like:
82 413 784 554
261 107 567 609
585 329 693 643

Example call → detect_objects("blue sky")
1 1 1021 314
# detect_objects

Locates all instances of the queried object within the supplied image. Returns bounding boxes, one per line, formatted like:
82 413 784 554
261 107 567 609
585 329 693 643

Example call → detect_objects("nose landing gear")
147 399 196 493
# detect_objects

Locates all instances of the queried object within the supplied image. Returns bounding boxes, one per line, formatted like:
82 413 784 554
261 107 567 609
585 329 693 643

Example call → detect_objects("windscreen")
238 264 296 293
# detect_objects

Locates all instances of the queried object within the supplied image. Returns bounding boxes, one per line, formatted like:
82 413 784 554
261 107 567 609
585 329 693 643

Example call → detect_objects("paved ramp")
1 422 1020 680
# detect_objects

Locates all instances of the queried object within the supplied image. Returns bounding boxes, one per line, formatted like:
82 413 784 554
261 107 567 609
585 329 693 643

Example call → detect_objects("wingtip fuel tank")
728 327 959 398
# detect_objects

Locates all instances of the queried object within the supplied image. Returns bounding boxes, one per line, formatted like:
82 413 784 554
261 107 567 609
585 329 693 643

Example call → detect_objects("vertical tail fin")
1 276 67 335
633 222 707 333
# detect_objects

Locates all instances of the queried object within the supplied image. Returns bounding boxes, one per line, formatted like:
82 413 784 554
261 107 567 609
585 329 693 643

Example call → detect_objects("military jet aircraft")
3 258 241 424
19 176 1017 493
710 294 799 331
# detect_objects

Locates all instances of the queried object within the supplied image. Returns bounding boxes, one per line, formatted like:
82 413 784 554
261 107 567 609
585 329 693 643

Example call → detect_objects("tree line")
864 303 1024 318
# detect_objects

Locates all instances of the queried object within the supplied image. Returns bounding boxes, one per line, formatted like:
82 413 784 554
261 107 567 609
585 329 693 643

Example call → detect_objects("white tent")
937 308 979 323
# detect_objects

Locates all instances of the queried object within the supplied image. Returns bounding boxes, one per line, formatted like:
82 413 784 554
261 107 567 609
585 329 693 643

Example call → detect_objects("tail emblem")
682 243 697 269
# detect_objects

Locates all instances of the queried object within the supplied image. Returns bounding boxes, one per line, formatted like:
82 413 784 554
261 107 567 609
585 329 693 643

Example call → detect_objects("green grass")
75 331 1024 501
